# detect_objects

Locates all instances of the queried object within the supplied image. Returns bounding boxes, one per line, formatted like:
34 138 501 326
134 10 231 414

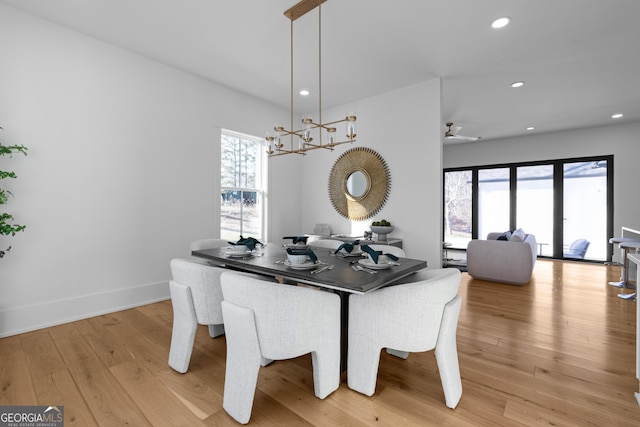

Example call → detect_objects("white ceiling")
2 0 640 143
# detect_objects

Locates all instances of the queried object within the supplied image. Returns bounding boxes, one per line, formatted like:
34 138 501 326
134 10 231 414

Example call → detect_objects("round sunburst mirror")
328 147 391 221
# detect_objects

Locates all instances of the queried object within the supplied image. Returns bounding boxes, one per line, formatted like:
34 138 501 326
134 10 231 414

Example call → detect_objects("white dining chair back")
190 238 229 251
168 258 227 373
220 271 341 424
366 244 406 258
309 239 343 249
347 268 462 408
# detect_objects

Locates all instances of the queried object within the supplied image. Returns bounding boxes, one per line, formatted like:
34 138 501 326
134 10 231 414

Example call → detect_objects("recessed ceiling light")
612 113 623 119
491 16 511 29
299 89 310 96
511 81 525 88
526 126 535 131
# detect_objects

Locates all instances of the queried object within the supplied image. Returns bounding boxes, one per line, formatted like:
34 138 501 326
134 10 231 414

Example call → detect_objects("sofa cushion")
497 230 513 241
509 228 526 242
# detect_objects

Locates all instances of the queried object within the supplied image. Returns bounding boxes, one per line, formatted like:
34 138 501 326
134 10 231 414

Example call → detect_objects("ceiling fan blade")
445 122 480 141
449 134 480 141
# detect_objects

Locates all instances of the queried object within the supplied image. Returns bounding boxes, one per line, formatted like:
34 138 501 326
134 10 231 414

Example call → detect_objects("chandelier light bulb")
327 127 336 144
346 113 357 139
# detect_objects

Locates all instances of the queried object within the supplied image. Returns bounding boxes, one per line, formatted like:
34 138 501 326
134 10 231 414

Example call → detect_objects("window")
220 130 266 241
444 170 472 249
517 165 554 256
478 168 510 240
444 156 613 261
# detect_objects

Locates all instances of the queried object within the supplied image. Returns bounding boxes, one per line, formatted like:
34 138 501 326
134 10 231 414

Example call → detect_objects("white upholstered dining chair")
190 238 229 251
309 239 343 249
168 258 228 373
220 271 341 424
347 268 463 408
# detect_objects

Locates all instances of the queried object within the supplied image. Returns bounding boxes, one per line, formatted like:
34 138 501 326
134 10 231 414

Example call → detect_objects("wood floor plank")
73 316 136 368
325 386 422 426
0 335 38 404
47 322 105 376
19 330 67 380
71 363 152 426
374 385 485 427
99 309 176 374
47 318 155 425
109 359 207 426
32 369 98 426
155 354 226 419
258 375 366 426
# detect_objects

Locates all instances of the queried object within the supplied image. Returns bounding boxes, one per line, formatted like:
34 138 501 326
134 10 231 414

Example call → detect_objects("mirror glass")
346 170 369 199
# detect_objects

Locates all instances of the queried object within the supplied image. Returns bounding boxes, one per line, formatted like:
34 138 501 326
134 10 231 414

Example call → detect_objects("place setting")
282 245 334 274
332 240 365 258
350 245 401 273
282 235 310 251
225 236 265 258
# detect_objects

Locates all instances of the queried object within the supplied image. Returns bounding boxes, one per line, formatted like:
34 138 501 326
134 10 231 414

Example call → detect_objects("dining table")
191 243 428 372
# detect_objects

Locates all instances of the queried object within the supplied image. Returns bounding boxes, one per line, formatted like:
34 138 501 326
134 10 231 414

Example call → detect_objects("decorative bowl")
370 225 395 241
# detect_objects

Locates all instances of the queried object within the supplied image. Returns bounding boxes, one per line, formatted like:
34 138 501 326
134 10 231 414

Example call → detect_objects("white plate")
358 258 393 270
284 260 318 270
225 250 253 258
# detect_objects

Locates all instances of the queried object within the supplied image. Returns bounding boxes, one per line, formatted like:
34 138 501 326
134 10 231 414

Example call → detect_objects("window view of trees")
444 170 472 249
220 131 264 241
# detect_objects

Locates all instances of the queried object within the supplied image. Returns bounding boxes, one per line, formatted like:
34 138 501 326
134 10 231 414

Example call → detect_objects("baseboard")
0 281 170 338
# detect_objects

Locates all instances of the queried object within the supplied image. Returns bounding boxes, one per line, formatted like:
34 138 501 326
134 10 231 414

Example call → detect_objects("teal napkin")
361 244 399 264
286 247 318 263
334 239 361 254
283 236 309 244
228 236 262 251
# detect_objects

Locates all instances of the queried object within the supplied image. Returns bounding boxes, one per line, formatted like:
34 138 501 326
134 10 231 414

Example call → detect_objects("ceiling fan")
445 122 480 141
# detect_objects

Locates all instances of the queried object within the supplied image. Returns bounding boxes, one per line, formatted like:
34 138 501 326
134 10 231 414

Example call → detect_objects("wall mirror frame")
328 147 391 221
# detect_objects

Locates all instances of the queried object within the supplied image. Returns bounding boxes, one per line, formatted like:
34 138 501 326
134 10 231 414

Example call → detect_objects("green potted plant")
0 126 28 258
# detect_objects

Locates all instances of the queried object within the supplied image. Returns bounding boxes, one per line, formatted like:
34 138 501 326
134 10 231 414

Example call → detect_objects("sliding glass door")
478 168 510 240
517 165 554 257
444 170 472 249
444 156 612 261
563 160 608 261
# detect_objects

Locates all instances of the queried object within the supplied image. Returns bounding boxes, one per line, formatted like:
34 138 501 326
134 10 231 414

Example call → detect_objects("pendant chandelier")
266 0 357 158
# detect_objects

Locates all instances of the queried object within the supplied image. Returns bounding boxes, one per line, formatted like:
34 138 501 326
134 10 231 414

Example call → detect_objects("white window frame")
220 129 268 241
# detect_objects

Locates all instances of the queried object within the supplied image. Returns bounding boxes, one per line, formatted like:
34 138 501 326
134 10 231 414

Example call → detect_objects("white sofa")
466 231 537 285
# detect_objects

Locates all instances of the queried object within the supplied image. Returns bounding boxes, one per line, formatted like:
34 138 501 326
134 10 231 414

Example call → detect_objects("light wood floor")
1 260 639 426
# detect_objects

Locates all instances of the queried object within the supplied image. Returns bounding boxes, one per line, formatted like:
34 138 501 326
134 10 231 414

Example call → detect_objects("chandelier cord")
290 19 294 151
318 1 322 145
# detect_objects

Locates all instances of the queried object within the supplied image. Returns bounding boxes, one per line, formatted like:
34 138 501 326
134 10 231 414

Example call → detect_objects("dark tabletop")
192 244 427 294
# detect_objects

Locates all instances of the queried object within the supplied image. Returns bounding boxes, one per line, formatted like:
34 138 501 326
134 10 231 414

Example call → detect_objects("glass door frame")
443 155 614 262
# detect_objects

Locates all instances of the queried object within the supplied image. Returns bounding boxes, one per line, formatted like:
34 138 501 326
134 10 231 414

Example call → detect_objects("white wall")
444 120 640 262
0 5 290 336
0 5 443 337
296 80 443 265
